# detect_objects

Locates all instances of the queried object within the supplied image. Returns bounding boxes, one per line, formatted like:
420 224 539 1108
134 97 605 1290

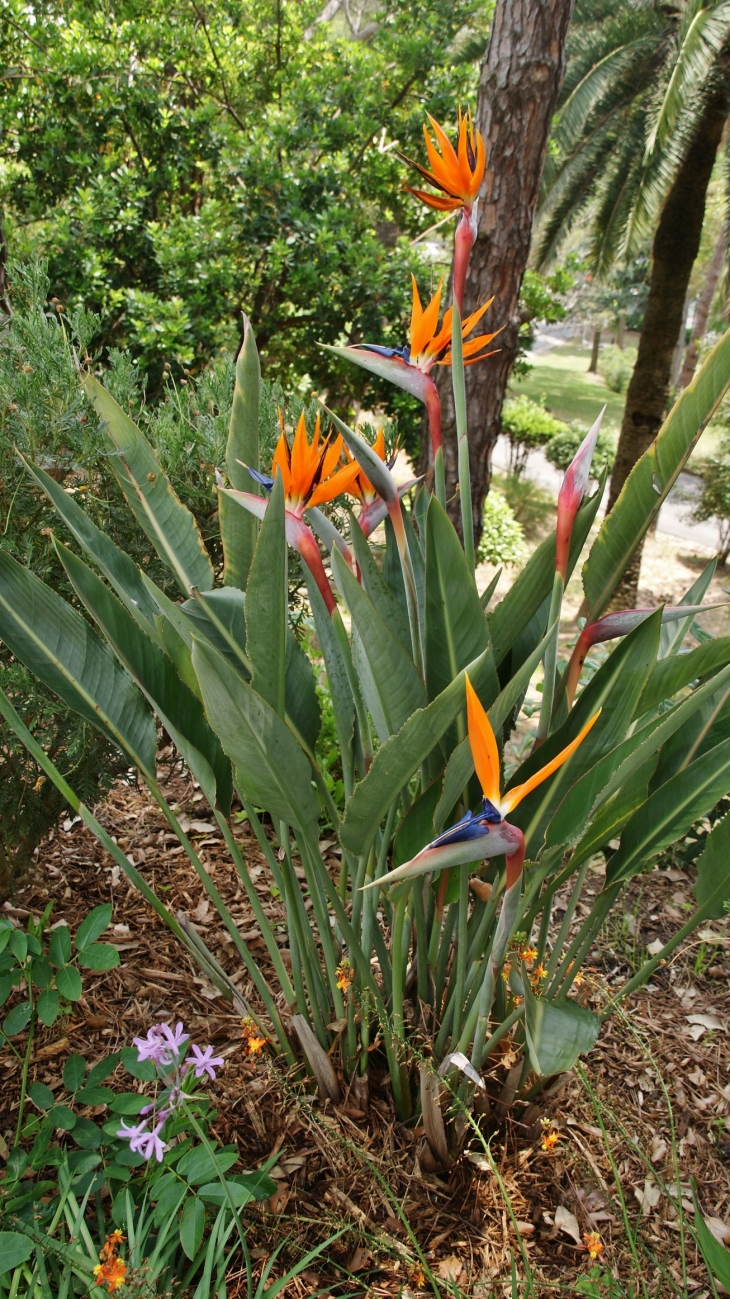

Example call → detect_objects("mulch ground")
2 760 730 1298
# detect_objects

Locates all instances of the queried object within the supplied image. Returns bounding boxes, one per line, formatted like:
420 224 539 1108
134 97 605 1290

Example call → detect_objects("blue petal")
246 466 275 490
432 810 492 848
359 344 409 361
481 797 502 824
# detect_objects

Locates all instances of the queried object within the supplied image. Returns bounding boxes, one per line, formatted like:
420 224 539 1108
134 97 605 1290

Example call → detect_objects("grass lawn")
508 341 625 430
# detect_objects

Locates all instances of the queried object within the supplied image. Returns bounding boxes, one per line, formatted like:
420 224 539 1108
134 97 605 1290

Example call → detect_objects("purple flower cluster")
116 1020 224 1162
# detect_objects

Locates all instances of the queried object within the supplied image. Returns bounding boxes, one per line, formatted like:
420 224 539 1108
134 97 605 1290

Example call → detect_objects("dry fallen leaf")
705 1216 730 1246
555 1205 582 1244
33 1037 70 1061
347 1246 371 1272
647 938 664 957
650 1135 668 1164
634 1178 662 1216
267 1181 290 1214
436 1255 466 1283
686 1012 724 1034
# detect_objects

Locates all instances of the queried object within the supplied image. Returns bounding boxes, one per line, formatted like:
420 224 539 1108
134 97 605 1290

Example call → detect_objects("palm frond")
535 121 627 266
644 0 730 161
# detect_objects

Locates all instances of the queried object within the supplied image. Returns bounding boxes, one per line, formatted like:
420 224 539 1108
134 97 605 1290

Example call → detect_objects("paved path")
491 436 719 553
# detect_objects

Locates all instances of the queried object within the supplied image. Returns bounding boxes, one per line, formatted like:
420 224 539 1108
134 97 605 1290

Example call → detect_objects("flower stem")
534 571 564 745
451 303 474 574
14 971 35 1148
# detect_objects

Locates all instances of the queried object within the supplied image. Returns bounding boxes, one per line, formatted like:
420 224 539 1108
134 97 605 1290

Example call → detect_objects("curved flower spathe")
324 276 498 458
345 428 419 537
218 411 360 615
368 676 600 892
555 407 606 581
399 111 486 313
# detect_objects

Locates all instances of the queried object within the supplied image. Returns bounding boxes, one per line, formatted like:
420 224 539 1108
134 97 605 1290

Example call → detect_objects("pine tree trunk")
606 90 728 608
428 0 575 539
588 326 601 373
678 221 727 389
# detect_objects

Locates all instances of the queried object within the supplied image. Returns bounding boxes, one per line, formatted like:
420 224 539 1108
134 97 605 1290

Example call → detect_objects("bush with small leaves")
477 489 527 566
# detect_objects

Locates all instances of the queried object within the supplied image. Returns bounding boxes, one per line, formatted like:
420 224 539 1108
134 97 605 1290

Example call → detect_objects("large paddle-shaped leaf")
635 636 730 716
192 637 320 840
332 546 427 738
245 473 287 716
220 314 260 589
349 517 411 652
80 371 214 595
607 736 730 883
57 543 232 812
0 554 156 778
509 611 661 855
583 326 730 619
694 810 730 921
523 977 600 1077
425 496 490 705
23 456 162 632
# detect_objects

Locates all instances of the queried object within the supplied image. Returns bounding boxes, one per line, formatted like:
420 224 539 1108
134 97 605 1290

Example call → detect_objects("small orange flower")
583 1231 604 1260
540 1121 560 1152
94 1235 127 1293
520 946 538 964
400 110 485 214
335 960 352 994
345 429 387 506
407 276 498 370
241 1017 266 1056
531 963 548 985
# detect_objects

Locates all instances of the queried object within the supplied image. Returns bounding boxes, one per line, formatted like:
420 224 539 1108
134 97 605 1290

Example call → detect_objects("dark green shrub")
500 394 568 473
545 424 616 477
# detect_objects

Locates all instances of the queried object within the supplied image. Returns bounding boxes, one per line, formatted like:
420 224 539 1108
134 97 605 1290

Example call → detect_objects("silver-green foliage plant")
4 121 730 1167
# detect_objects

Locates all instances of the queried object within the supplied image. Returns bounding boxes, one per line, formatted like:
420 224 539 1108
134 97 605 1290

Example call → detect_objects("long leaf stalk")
434 445 446 509
471 872 524 1070
535 571 564 745
550 882 621 996
451 303 474 573
544 858 591 981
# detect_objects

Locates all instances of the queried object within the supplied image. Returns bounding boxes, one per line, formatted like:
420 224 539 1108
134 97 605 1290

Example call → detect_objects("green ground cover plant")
511 344 625 428
2 108 730 1183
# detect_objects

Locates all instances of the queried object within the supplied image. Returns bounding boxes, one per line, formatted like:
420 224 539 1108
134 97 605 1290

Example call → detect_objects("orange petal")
465 674 501 805
289 411 312 501
425 115 461 190
500 709 602 816
372 428 386 461
409 274 424 357
308 459 363 508
272 431 292 495
462 296 495 338
411 278 443 358
320 433 344 480
404 186 462 212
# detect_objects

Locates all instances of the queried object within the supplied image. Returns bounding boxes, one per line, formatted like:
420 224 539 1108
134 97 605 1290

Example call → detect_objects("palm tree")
537 0 730 604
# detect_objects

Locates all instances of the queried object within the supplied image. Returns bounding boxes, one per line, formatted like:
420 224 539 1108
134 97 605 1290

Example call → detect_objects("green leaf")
636 637 730 716
0 554 157 779
192 637 320 839
303 570 354 784
332 546 427 739
523 980 600 1077
3 1002 31 1036
28 1082 55 1110
489 478 604 666
392 781 441 867
30 958 52 989
245 472 287 715
512 610 661 856
583 327 730 618
6 1148 28 1180
650 672 730 789
221 315 260 589
23 456 162 632
196 1179 258 1208
569 753 658 869
694 810 730 919
48 1105 77 1130
177 1146 239 1184
71 1116 102 1149
77 943 120 971
80 371 214 595
349 517 411 652
694 1189 730 1288
608 737 730 883
75 1085 115 1105
425 496 490 708
75 904 113 951
121 1045 156 1081
547 661 730 851
57 541 231 813
36 988 60 1027
48 926 71 967
181 587 249 673
63 1053 87 1092
9 931 27 962
180 1195 205 1260
285 633 321 753
55 965 83 1002
0 974 12 1007
86 1053 121 1087
342 629 543 854
0 1232 34 1273
110 1093 148 1115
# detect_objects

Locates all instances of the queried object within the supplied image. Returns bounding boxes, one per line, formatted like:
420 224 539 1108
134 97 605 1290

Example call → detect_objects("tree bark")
588 326 601 373
678 220 727 389
428 0 575 538
606 88 729 608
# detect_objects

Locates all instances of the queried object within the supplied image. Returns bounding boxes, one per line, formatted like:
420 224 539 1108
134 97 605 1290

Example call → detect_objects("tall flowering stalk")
534 410 605 746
